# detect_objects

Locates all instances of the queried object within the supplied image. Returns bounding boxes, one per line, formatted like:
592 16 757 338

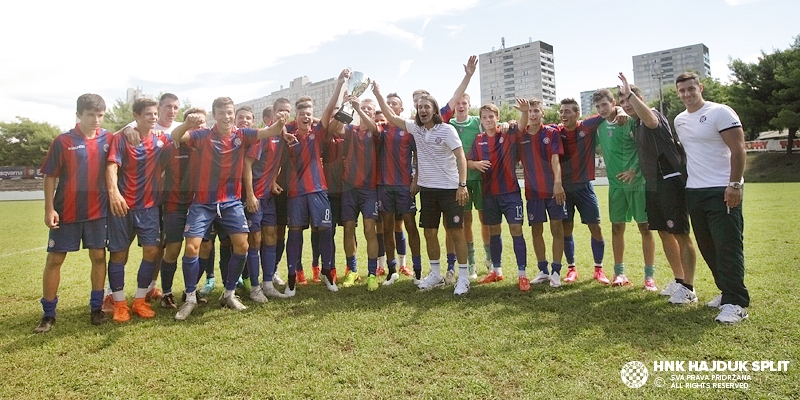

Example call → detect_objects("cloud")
444 25 465 37
397 60 414 79
724 0 766 5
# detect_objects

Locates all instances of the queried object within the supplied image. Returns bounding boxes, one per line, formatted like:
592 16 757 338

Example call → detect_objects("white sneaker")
531 271 550 284
413 278 421 286
223 294 247 310
659 280 681 297
273 273 285 286
444 270 457 285
715 304 748 324
417 273 445 291
382 272 399 286
454 277 470 295
262 285 288 299
549 272 561 288
174 301 197 321
320 274 338 292
284 286 296 298
668 285 698 305
707 294 723 308
249 287 268 303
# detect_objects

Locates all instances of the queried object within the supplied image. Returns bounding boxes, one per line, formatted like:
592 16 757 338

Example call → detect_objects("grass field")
1 183 798 399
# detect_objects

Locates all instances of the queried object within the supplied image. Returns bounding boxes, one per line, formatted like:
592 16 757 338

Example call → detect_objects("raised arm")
618 72 658 129
171 113 204 143
256 112 288 139
446 55 478 111
515 98 530 134
372 81 407 129
347 95 378 133
321 69 350 129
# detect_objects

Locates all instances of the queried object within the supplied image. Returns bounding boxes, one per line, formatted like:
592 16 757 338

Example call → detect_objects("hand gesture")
616 169 637 184
185 113 204 129
339 69 351 83
464 55 478 77
612 107 630 125
514 98 530 112
371 81 381 97
123 126 140 147
346 95 360 108
44 209 59 229
473 160 491 172
617 72 632 99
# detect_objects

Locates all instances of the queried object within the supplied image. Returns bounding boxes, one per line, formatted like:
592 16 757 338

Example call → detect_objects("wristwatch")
458 182 467 188
729 182 743 190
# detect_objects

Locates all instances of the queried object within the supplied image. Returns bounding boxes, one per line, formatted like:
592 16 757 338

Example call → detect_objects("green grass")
745 153 800 182
1 183 798 399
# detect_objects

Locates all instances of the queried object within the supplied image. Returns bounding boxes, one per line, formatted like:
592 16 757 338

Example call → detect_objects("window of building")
503 61 513 66
503 55 513 60
504 73 514 79
504 67 514 72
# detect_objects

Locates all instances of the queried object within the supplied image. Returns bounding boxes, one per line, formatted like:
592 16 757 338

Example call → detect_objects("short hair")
360 99 377 108
412 89 430 97
76 93 105 114
527 98 544 110
133 98 158 115
675 71 700 86
273 97 291 110
295 96 313 108
592 88 615 104
235 105 254 117
212 97 235 114
479 103 499 118
560 98 580 113
459 93 471 104
296 101 313 113
375 110 384 116
620 85 644 100
387 93 403 106
159 93 179 106
183 107 207 120
262 106 273 119
414 95 443 126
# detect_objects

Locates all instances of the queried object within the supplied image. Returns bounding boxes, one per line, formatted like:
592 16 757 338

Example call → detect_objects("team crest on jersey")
233 137 243 147
48 239 55 248
399 131 405 136
156 139 164 148
579 131 586 138
103 143 110 152
453 215 460 224
309 133 316 140
667 220 675 228
499 137 504 144
543 136 551 144
435 137 442 144
184 224 190 232
699 116 707 123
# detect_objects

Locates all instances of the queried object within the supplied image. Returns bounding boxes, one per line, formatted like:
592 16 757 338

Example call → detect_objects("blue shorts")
47 218 107 253
564 182 601 224
163 208 189 244
288 192 333 229
246 196 277 231
378 185 416 215
329 194 342 226
185 201 250 239
482 192 524 225
108 207 162 252
341 187 379 221
527 198 567 225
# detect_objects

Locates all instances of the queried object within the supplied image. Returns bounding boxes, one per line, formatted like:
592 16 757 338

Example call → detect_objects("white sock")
430 260 442 277
458 264 469 279
378 255 386 268
185 291 197 304
111 290 126 302
518 270 527 278
224 289 235 299
495 267 503 276
134 287 149 298
148 280 157 290
262 281 274 290
398 255 406 267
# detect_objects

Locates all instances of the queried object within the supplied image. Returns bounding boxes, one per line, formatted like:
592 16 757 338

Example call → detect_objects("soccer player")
374 82 472 296
616 73 698 300
321 115 347 284
171 96 289 321
467 101 529 291
673 71 749 323
517 98 567 288
592 88 657 289
35 94 113 333
106 98 173 322
261 105 287 288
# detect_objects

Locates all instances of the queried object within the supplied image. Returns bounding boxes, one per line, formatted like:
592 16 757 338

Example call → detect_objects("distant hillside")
745 153 800 182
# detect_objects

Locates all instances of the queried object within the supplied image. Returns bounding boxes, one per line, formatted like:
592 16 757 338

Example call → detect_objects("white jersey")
126 120 180 134
404 119 463 189
675 101 743 189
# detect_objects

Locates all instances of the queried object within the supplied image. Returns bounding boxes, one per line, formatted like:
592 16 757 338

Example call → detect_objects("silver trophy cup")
334 71 372 124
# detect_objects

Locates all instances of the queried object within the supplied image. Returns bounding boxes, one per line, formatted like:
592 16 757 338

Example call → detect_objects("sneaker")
417 273 445 291
531 272 550 284
668 285 698 305
132 298 156 318
284 287 296 298
367 275 379 291
34 316 55 333
183 291 208 305
383 272 399 286
296 270 309 286
611 274 631 287
445 270 457 285
249 287 268 303
549 272 561 288
236 277 245 289
478 271 503 284
174 301 197 321
91 309 107 325
102 294 114 314
593 268 610 285
454 277 470 295
707 294 723 309
113 301 130 323
518 277 531 292
145 287 163 301
262 285 288 299
376 266 386 276
321 274 339 292
160 293 178 309
715 304 749 324
312 266 321 283
644 277 658 292
468 263 476 280
660 280 681 297
341 271 359 288
199 277 216 296
563 267 578 283
222 294 247 311
273 273 285 286
399 265 413 277
413 277 421 286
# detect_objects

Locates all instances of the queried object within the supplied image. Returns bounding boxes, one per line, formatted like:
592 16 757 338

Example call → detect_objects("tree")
770 37 800 154
101 98 133 132
543 103 561 125
0 117 60 166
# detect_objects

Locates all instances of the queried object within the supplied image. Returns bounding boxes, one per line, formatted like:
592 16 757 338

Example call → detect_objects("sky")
1 0 797 130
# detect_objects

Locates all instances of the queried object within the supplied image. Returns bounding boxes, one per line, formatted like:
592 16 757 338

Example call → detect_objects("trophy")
334 70 372 124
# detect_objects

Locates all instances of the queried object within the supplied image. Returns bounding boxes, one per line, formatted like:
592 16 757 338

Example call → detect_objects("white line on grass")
0 246 46 257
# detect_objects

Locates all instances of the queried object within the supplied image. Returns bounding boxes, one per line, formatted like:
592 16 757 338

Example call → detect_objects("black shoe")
34 316 55 333
91 309 108 325
182 291 208 305
160 293 177 309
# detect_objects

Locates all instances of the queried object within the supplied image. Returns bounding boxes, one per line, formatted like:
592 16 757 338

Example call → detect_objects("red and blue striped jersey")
342 124 379 190
467 126 521 197
160 142 194 212
41 124 111 224
558 115 604 185
284 122 328 198
518 124 563 200
323 136 346 195
247 136 285 199
441 103 454 124
187 125 259 204
378 123 415 187
108 130 172 210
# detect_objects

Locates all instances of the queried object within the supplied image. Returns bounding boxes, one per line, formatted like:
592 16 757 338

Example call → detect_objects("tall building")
632 43 710 103
126 87 152 103
479 39 556 109
233 76 338 121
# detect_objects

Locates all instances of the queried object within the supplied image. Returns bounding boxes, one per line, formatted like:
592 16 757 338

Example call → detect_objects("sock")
111 290 126 302
519 270 527 278
185 291 197 304
430 260 442 277
225 252 247 291
319 229 333 271
161 260 177 294
134 287 148 298
591 238 605 265
224 289 235 299
512 235 526 272
137 260 157 289
41 297 58 318
682 282 694 291
467 242 475 265
197 256 209 285
412 255 422 279
367 258 378 276
446 253 456 271
276 239 285 264
484 244 492 262
347 255 357 273
675 278 685 284
395 231 406 257
551 262 563 275
148 280 157 291
288 273 297 290
89 290 103 311
311 230 320 267
287 230 303 277
458 263 468 279
644 264 655 279
247 249 260 287
537 260 549 274
377 233 385 259
387 259 397 276
564 235 575 265
182 255 200 294
495 267 503 276
614 263 625 276
262 244 277 281
262 280 275 290
490 235 502 267
108 261 126 293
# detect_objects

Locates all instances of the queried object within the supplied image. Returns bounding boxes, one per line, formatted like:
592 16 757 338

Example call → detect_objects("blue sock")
287 230 303 276
377 233 385 258
319 228 333 271
388 259 397 275
395 231 406 255
347 255 357 273
41 297 58 318
412 255 422 278
197 256 208 283
247 249 260 287
591 238 605 265
564 235 575 264
368 258 378 276
551 262 563 274
137 259 157 289
182 255 199 294
161 260 177 293
108 261 126 292
447 253 456 271
89 290 103 311
311 230 320 267
513 235 526 271
537 260 549 274
225 252 247 291
490 235 502 267
263 244 277 281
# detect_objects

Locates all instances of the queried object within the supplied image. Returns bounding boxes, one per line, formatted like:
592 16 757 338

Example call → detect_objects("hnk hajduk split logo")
621 361 649 388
